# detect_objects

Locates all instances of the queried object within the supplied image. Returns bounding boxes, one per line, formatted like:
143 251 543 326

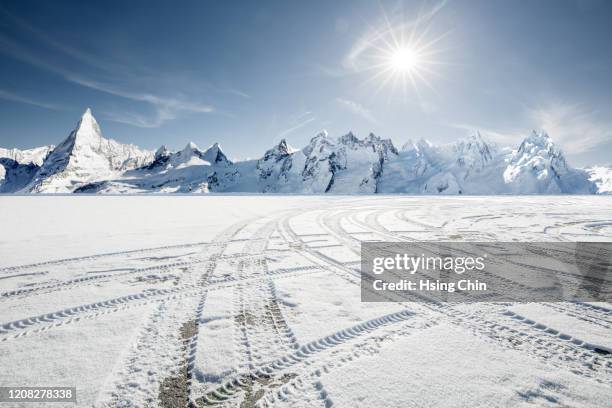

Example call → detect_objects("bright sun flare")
353 6 449 98
389 47 420 73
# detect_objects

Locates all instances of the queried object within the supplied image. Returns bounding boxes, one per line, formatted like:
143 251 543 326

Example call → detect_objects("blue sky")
0 0 611 166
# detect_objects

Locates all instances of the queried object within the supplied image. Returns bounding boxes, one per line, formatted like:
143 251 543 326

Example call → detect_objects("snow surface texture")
0 196 611 407
1 108 609 194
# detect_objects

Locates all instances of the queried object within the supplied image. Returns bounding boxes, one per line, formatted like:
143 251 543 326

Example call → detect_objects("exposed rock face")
22 108 153 193
0 108 604 194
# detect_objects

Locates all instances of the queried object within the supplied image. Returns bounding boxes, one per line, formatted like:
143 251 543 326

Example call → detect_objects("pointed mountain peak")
184 141 199 151
469 130 484 141
416 138 433 149
303 130 334 156
203 142 222 155
262 138 293 162
58 107 104 150
280 139 298 154
364 132 398 156
78 107 99 129
526 130 551 143
518 130 556 154
203 142 230 164
462 131 492 150
154 145 170 159
401 139 416 151
275 139 291 155
311 130 331 142
174 142 204 163
339 131 360 146
453 131 494 168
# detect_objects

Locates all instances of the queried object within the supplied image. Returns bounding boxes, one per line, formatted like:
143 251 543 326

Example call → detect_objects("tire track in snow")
0 248 279 302
296 207 612 381
92 218 255 408
541 303 612 330
0 265 329 341
0 239 252 274
197 218 300 407
254 315 439 408
195 309 421 407
0 287 200 340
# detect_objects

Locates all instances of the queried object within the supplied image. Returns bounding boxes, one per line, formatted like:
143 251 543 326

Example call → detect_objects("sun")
347 4 450 98
361 37 437 97
389 47 421 73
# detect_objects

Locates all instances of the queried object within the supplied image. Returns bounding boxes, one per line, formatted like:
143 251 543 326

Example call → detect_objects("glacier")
0 108 608 194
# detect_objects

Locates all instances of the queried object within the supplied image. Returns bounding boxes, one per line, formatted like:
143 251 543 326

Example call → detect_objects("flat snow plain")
0 196 611 408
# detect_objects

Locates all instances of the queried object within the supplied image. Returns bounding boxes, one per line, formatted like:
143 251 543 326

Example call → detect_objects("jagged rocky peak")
174 141 204 163
70 107 103 146
276 139 291 155
262 139 293 162
144 145 172 170
454 131 494 167
464 131 488 147
365 132 383 143
310 130 333 146
4 107 605 194
513 130 566 167
311 129 330 141
154 145 171 160
415 138 434 152
501 130 587 193
517 130 557 156
34 108 106 174
303 130 334 156
180 141 200 155
365 132 399 156
401 139 416 152
203 142 231 165
338 131 360 147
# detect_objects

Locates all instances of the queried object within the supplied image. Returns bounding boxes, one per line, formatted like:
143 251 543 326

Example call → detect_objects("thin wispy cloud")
278 113 317 139
335 98 378 124
311 63 349 78
0 8 225 128
102 107 176 129
451 101 612 155
0 6 128 75
0 89 65 111
0 34 63 76
67 75 214 127
225 88 251 99
529 102 612 154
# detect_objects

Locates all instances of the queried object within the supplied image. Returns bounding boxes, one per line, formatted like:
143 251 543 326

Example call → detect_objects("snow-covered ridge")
0 145 54 166
0 108 607 194
585 165 612 194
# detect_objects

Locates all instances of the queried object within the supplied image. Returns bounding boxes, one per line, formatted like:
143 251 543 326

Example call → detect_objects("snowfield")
0 196 611 408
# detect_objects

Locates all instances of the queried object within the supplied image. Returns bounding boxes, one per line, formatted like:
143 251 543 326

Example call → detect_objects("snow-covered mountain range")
1 108 609 194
